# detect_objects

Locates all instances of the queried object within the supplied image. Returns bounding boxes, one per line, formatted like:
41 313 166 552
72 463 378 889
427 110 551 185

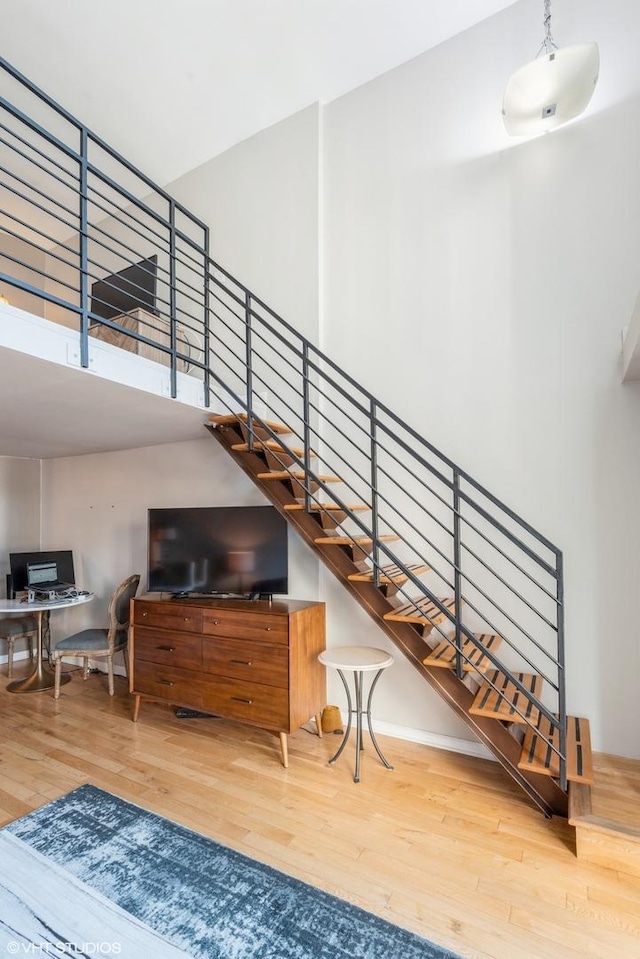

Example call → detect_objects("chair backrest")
107 574 141 650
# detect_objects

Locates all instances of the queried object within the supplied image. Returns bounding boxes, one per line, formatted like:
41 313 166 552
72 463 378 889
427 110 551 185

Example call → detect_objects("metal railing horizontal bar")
0 161 80 222
458 587 559 690
86 189 172 256
208 255 562 561
0 94 81 166
0 271 82 313
0 220 80 277
0 177 79 234
0 118 79 183
461 538 559 627
0 132 80 193
0 58 207 237
0 250 79 298
458 490 558 580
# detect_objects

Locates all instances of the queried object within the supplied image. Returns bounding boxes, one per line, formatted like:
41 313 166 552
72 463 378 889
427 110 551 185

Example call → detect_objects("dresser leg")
315 712 323 738
279 732 289 768
132 694 141 722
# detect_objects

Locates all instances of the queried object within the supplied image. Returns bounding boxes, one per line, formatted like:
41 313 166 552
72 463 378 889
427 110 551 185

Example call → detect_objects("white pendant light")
503 0 599 137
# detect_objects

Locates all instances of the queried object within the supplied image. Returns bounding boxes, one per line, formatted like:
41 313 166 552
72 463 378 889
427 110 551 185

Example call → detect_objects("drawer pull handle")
231 696 253 705
156 646 175 652
183 617 191 622
231 659 252 666
157 679 174 686
212 619 219 625
265 627 271 632
141 611 148 618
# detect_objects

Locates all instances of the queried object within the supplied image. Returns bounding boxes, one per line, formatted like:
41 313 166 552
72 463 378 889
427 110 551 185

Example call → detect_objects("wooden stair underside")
469 669 543 725
284 502 370 512
519 714 594 785
206 417 569 818
424 633 503 673
231 440 315 457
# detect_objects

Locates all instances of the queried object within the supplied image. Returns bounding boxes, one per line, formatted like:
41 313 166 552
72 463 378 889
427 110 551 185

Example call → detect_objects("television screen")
90 255 158 320
148 506 288 598
9 550 75 593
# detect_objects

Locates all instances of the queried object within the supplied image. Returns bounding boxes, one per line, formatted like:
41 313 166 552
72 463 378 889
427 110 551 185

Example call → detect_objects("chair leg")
54 656 62 700
7 638 14 679
83 657 89 680
107 654 114 696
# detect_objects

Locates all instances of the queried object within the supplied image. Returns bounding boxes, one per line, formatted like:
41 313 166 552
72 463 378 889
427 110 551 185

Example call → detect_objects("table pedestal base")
329 667 394 783
7 664 71 694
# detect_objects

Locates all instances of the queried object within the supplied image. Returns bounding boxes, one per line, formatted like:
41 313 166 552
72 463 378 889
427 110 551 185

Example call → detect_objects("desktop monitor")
9 550 75 594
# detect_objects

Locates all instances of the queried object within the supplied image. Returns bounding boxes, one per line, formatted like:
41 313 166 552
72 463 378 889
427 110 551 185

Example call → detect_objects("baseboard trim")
340 712 494 762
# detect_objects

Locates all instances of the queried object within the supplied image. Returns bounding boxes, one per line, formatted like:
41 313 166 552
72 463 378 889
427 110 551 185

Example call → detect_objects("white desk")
0 594 94 694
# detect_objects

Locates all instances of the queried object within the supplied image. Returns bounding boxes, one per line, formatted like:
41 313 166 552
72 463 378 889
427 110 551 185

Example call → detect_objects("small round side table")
318 645 394 783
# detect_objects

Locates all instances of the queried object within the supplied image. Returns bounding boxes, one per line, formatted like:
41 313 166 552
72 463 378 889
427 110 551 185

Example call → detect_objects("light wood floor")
1 664 639 959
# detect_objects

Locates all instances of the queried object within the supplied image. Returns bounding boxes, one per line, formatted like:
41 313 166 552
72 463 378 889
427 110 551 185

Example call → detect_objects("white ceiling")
1 0 519 460
2 0 518 186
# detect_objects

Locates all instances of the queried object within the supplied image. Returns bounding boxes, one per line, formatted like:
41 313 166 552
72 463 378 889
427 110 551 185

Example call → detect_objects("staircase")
0 54 593 822
205 409 590 819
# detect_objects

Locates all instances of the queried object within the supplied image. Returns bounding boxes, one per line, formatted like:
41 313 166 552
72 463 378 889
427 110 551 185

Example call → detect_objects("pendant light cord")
538 0 558 57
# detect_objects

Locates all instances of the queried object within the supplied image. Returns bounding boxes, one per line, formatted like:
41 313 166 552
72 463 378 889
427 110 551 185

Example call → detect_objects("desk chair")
52 574 140 700
0 615 37 677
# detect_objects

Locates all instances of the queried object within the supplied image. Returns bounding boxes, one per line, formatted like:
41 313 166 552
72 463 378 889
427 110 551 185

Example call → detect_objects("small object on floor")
174 707 219 720
321 703 343 734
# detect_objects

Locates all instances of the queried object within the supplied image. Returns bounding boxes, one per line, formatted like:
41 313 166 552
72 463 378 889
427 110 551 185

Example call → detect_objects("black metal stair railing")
0 55 567 791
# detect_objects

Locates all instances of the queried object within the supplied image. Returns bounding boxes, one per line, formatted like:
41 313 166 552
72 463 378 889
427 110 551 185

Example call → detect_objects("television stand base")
174 707 220 720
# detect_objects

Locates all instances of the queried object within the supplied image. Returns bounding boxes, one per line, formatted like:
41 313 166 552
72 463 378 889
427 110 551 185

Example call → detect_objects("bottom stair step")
424 632 503 673
519 714 594 785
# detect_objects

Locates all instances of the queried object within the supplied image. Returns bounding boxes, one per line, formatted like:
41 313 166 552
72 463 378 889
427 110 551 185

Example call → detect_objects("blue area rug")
1 785 461 958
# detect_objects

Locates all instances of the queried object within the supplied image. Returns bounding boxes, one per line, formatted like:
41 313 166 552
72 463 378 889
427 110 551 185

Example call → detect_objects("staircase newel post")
556 548 567 791
302 343 311 513
79 126 89 369
245 291 254 451
453 468 463 679
371 399 380 588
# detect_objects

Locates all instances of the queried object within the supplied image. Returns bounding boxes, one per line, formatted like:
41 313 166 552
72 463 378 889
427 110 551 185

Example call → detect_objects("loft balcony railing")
0 56 567 793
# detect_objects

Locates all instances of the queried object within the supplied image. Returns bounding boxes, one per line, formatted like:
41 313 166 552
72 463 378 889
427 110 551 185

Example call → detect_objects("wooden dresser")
129 595 326 766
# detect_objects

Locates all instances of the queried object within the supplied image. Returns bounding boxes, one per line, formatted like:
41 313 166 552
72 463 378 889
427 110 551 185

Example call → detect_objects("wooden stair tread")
284 502 370 512
383 595 457 627
314 534 398 545
348 562 430 584
469 669 543 724
257 470 342 484
424 633 503 673
231 441 315 457
209 413 292 434
519 714 594 785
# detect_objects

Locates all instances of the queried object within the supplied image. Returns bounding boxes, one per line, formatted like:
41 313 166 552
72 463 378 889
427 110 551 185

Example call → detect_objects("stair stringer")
207 423 568 819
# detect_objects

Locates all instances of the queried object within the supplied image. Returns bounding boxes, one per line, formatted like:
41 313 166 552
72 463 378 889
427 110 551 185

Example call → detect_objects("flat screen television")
9 550 75 594
90 255 158 320
148 505 288 598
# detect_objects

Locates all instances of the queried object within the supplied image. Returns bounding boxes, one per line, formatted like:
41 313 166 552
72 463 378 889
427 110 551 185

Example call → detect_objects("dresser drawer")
202 608 288 645
134 603 202 634
133 661 203 707
134 628 201 670
202 636 288 688
201 676 289 730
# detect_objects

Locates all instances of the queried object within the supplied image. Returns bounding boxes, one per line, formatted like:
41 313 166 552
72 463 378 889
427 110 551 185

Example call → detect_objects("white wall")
27 0 640 759
167 103 321 343
321 0 640 757
0 455 40 662
0 455 41 589
41 437 321 648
